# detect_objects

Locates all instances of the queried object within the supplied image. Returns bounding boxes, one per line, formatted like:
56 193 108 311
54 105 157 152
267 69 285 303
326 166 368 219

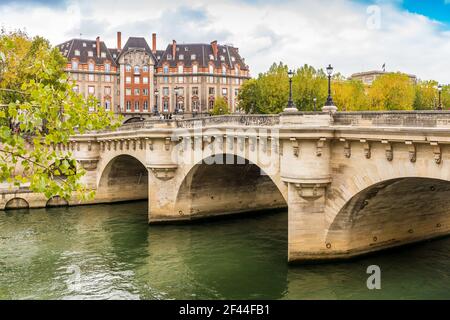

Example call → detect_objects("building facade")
351 70 417 86
57 37 119 112
58 33 250 117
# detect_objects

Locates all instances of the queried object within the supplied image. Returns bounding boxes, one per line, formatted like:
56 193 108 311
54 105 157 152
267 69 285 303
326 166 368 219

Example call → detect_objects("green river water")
0 201 449 300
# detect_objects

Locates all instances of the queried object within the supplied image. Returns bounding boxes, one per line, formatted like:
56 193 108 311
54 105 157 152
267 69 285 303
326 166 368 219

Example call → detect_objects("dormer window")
167 54 172 60
134 66 140 74
72 61 78 70
193 64 198 74
113 54 117 58
220 56 225 61
83 43 87 47
209 65 214 74
105 63 111 72
88 51 93 57
126 64 131 72
101 52 106 58
143 66 149 72
92 44 96 48
222 66 226 75
179 54 184 60
222 48 226 53
231 56 236 62
74 50 80 56
163 65 169 74
184 47 188 51
191 54 196 60
178 65 184 74
209 54 214 60
89 62 95 72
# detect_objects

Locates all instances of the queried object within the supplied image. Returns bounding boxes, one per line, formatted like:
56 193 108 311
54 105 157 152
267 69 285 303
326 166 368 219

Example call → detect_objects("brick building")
58 33 250 116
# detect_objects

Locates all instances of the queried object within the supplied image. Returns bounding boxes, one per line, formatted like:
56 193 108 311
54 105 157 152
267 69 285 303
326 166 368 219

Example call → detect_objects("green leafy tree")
211 96 230 115
0 30 120 200
368 73 415 110
413 80 439 110
333 79 368 111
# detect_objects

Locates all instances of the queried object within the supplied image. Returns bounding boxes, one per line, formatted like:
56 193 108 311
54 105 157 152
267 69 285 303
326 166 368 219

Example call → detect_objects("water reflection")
0 201 449 300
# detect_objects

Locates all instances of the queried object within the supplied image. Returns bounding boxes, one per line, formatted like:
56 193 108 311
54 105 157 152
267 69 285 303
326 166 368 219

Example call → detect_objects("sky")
1 0 450 83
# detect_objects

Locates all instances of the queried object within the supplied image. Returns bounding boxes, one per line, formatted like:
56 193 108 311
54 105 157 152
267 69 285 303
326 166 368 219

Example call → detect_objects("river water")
0 201 449 300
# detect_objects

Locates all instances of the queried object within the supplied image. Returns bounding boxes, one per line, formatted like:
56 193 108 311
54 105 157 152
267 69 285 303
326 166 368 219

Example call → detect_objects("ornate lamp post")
284 69 297 112
322 64 338 113
438 85 443 110
154 88 159 116
174 87 179 114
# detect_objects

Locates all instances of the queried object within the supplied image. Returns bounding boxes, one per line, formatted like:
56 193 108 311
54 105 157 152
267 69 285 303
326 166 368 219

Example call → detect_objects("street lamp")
284 69 297 112
313 97 317 112
325 64 334 106
154 89 159 116
438 85 443 110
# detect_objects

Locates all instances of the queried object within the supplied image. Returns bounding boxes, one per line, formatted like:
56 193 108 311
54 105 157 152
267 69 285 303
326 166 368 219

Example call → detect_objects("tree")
0 30 120 200
292 64 327 111
368 73 415 110
333 79 368 111
211 96 230 115
413 80 438 110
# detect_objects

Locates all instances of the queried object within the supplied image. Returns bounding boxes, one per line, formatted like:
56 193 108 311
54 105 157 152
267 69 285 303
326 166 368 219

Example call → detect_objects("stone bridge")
3 111 450 263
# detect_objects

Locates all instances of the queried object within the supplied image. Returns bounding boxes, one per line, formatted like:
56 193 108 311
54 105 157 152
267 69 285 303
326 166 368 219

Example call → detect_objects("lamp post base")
322 105 338 113
283 107 299 113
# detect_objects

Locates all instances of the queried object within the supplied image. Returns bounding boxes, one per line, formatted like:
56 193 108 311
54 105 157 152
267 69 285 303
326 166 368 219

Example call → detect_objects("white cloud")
1 0 450 83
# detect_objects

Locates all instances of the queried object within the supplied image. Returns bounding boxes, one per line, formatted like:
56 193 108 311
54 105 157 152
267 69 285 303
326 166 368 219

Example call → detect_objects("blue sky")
1 0 450 83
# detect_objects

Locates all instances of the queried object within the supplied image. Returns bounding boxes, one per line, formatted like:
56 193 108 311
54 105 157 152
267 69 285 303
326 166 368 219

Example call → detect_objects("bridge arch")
96 154 149 203
123 117 144 125
5 198 30 210
326 177 450 257
174 153 287 220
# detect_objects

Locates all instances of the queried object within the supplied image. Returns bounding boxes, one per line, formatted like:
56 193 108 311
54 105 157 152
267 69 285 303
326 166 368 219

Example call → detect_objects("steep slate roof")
156 43 249 71
118 37 157 62
108 48 120 63
57 39 117 66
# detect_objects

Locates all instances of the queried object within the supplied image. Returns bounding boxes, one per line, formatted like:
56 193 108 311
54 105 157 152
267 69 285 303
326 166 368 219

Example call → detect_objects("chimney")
172 40 177 58
152 33 157 54
117 32 122 50
211 40 218 59
96 36 101 57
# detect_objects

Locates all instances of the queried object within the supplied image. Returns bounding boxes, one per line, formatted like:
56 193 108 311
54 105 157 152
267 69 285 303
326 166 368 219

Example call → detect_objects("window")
88 74 95 81
222 66 227 75
88 51 93 57
93 44 96 48
222 88 228 96
89 63 95 71
178 65 184 74
192 64 198 74
235 66 239 76
126 88 132 96
191 54 196 60
163 65 169 74
143 77 149 84
235 89 239 97
163 100 169 112
105 75 111 82
105 87 111 95
71 73 78 80
82 42 87 47
143 66 149 72
231 56 236 62
126 101 131 111
220 55 225 61
178 77 184 84
105 63 111 72
134 76 140 84
209 65 214 74
193 76 198 83
71 61 78 70
222 77 227 85
134 89 140 96
101 52 106 58
88 86 95 95
179 54 184 60
209 100 214 109
105 100 111 110
167 54 172 60
209 87 215 95
126 76 131 84
134 66 140 74
209 76 214 83
143 101 148 111
209 54 214 60
74 50 80 56
235 78 240 85
163 87 169 96
73 86 79 93
192 87 199 96
134 101 139 111
126 64 131 72
143 89 149 96
163 77 168 83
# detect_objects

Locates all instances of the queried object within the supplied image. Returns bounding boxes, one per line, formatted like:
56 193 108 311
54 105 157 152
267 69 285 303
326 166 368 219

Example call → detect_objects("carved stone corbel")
431 142 442 164
148 165 178 181
361 139 371 159
316 138 326 157
294 183 328 201
382 140 393 161
406 141 416 163
290 138 299 158
126 140 130 150
88 141 92 152
78 158 99 171
165 138 171 151
340 139 351 158
119 140 123 151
